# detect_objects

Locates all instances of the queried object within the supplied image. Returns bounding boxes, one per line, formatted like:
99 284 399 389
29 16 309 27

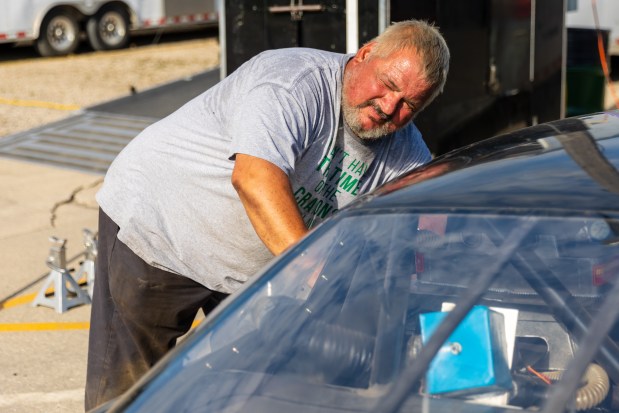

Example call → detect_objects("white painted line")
0 388 83 406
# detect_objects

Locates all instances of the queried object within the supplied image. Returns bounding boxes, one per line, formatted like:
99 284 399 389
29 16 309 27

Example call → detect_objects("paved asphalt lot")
0 31 218 413
0 159 99 413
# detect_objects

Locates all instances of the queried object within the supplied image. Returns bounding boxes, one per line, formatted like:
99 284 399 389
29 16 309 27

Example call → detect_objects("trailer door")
223 0 381 76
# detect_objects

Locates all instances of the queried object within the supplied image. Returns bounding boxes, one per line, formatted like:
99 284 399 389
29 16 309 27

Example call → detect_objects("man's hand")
232 153 308 255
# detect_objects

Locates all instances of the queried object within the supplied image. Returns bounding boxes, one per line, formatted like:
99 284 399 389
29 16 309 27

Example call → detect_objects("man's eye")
381 79 396 91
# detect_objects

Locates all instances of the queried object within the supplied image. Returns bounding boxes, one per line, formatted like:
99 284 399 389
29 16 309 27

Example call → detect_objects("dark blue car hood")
364 112 619 215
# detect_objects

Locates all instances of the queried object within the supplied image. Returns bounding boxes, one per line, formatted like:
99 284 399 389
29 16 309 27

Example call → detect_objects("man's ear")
354 41 376 62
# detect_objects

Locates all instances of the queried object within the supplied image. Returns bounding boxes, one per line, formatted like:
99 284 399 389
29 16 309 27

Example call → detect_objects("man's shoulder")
396 121 423 141
256 47 344 63
244 48 347 88
392 122 431 160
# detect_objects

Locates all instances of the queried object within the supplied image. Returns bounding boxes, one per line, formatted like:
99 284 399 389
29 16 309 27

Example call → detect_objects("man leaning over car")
85 18 450 410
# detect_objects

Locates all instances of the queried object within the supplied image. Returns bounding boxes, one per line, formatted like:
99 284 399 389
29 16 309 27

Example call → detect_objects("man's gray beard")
342 101 393 141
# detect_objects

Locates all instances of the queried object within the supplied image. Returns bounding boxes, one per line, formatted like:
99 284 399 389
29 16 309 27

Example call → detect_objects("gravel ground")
0 31 220 137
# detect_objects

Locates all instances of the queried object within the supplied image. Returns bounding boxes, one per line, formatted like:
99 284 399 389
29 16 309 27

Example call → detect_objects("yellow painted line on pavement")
0 292 37 310
0 276 203 332
0 96 80 111
0 319 201 332
0 322 90 331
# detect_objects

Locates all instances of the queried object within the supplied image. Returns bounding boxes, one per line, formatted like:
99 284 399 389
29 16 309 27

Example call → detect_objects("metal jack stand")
32 236 91 313
73 229 97 299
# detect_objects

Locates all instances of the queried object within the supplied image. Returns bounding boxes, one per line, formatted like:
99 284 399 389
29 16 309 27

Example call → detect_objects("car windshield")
116 211 619 413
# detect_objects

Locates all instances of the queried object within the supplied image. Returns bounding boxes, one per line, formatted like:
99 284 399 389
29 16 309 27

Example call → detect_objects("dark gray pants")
85 209 227 411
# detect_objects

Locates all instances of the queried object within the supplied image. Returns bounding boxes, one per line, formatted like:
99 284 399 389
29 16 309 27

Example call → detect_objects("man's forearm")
232 154 308 255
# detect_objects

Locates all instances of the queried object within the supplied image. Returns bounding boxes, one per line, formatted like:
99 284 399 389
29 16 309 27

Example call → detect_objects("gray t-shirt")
97 48 431 293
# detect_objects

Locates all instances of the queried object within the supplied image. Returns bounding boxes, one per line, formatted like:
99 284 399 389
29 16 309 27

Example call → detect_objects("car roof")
359 111 619 215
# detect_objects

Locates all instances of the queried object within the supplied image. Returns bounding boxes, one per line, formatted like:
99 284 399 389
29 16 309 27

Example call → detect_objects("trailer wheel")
86 6 130 51
36 11 80 57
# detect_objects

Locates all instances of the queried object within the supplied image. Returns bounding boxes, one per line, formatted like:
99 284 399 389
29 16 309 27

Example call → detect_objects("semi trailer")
0 0 217 57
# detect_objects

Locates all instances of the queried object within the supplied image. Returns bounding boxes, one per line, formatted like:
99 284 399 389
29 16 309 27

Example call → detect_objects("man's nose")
377 93 400 116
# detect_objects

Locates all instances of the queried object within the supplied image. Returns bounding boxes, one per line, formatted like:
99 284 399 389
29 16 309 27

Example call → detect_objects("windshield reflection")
120 212 619 413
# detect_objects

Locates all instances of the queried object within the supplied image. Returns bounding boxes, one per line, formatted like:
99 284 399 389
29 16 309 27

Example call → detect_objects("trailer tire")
86 5 130 51
36 10 80 57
